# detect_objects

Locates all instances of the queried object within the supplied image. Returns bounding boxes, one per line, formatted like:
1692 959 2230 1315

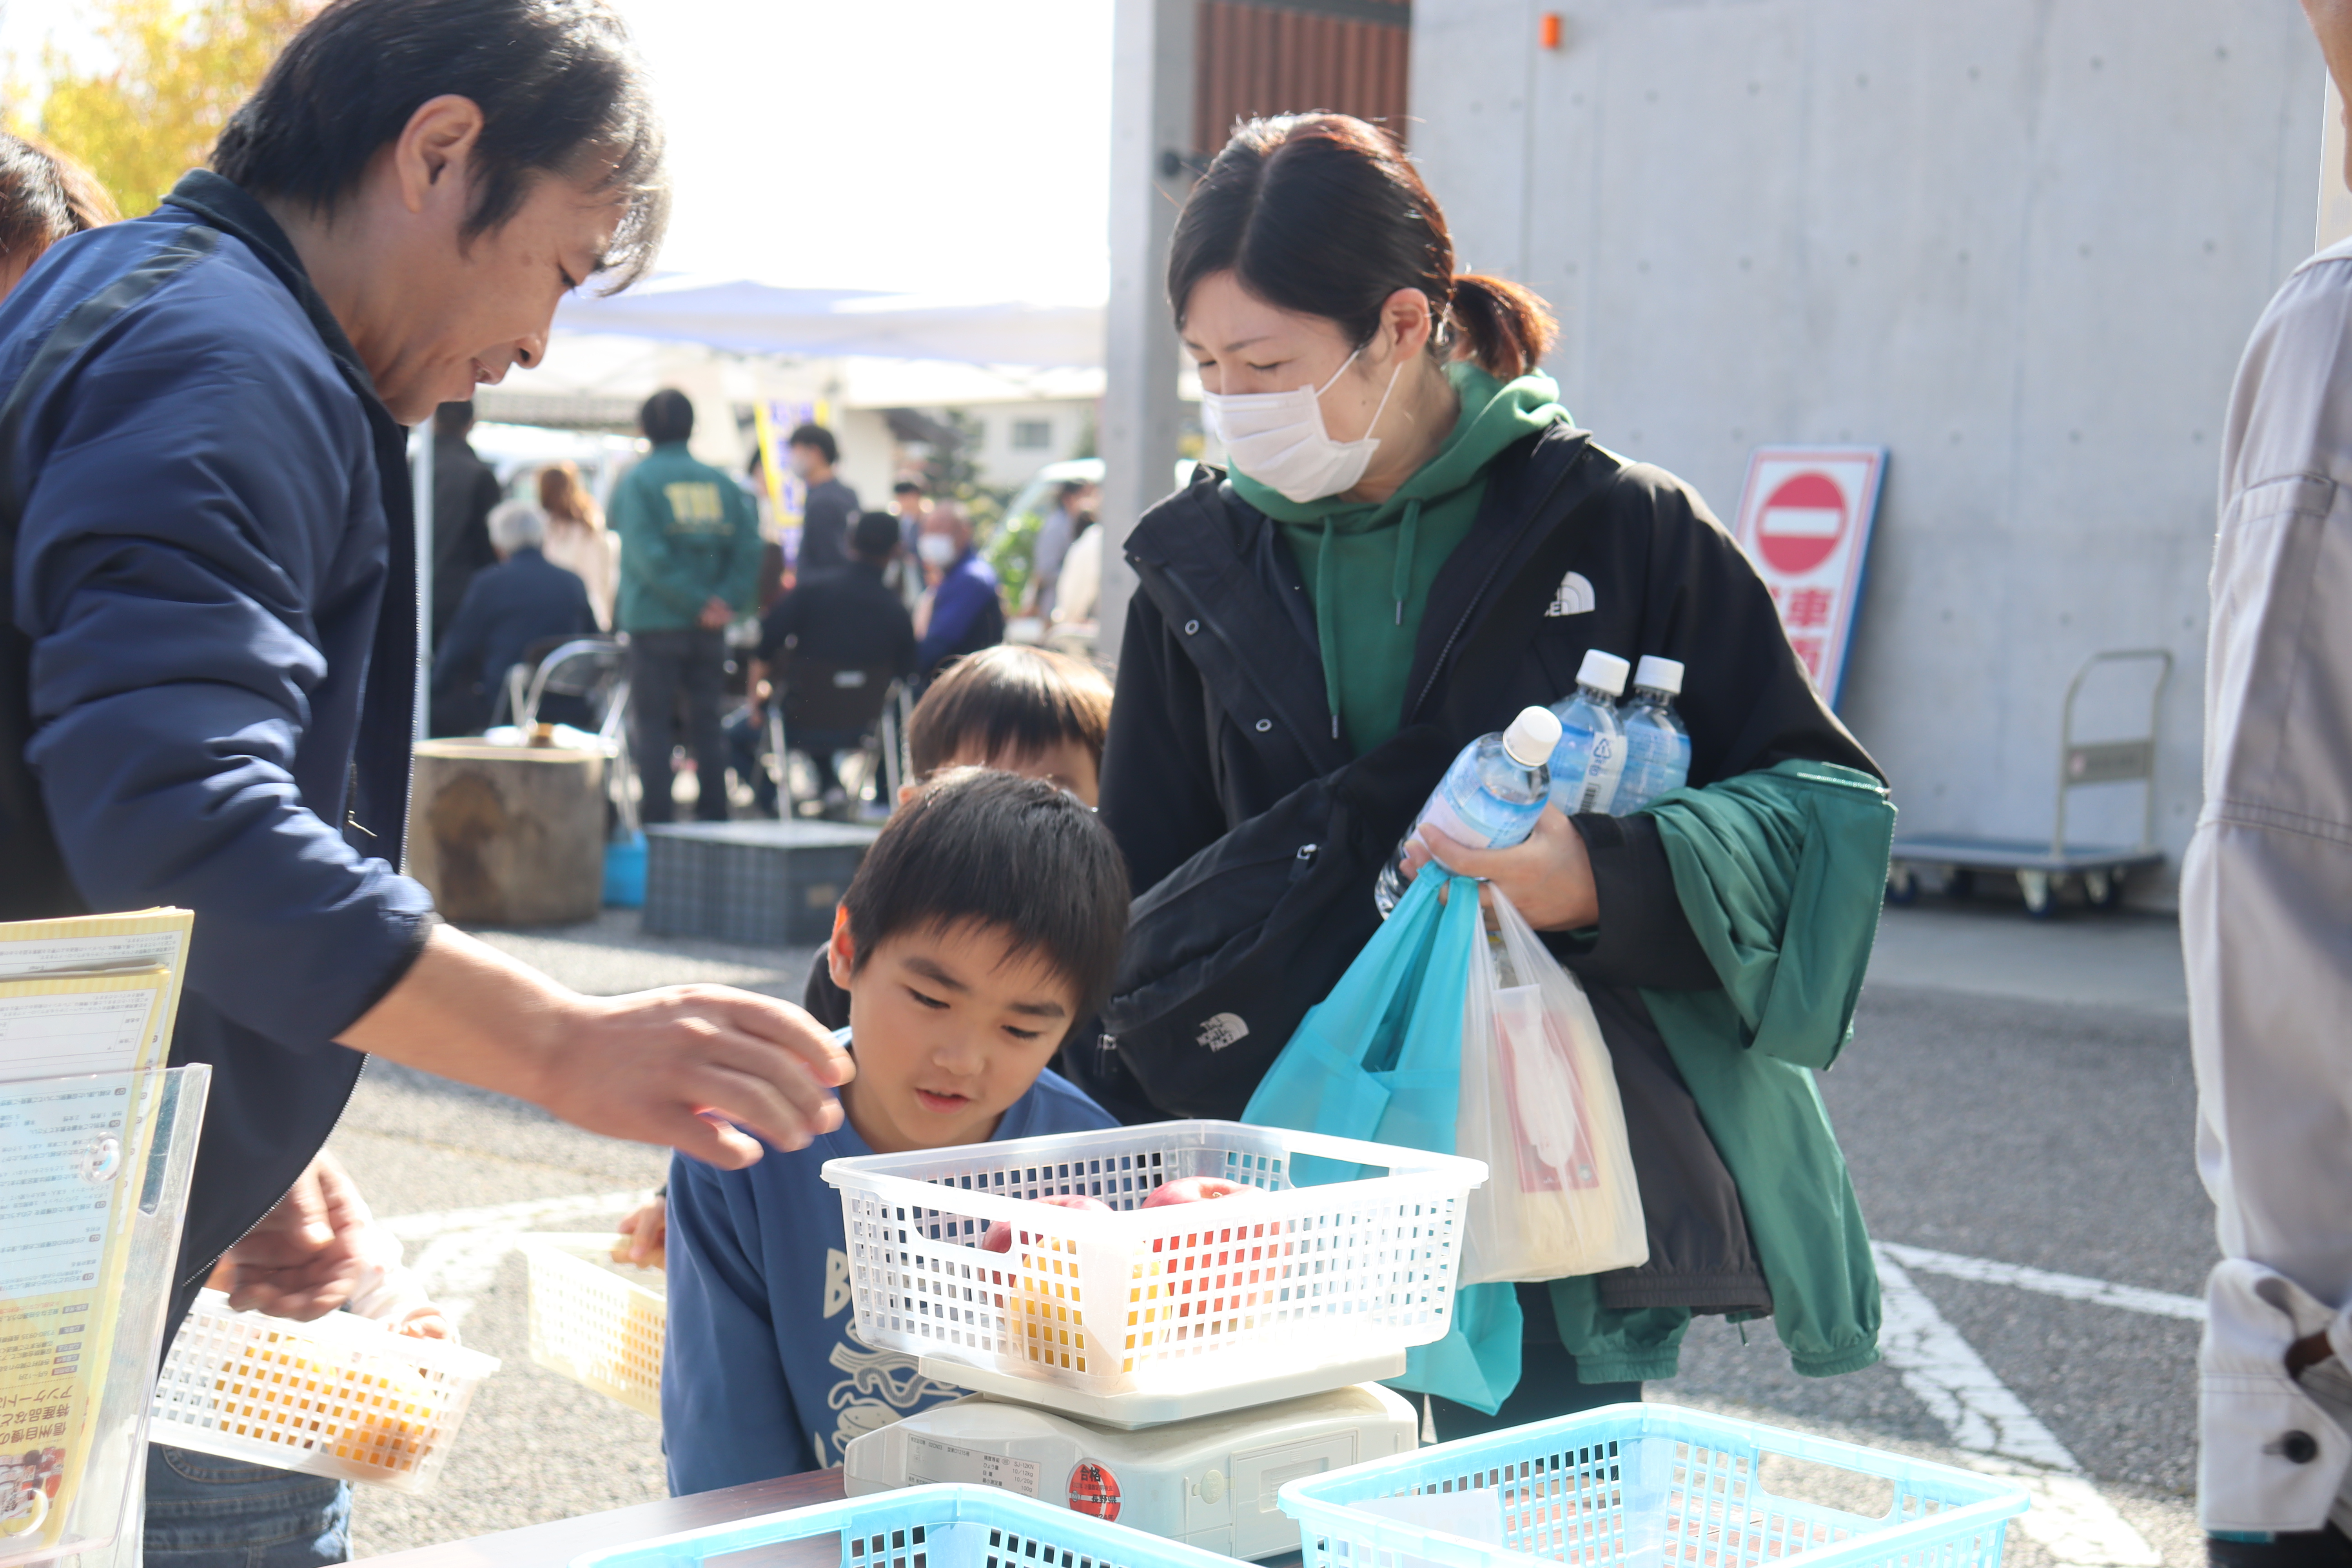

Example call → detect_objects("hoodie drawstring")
1315 519 1342 739
1392 498 1421 627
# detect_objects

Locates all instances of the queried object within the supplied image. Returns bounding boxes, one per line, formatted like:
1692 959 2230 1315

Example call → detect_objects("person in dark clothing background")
912 502 1003 679
430 499 597 735
430 400 503 651
737 509 915 812
788 421 858 576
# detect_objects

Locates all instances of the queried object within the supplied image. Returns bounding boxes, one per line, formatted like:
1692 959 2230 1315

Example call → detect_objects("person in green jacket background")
611 387 763 823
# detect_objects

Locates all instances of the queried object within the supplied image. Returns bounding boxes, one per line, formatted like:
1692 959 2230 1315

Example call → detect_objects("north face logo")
1545 571 1596 617
1196 1013 1250 1052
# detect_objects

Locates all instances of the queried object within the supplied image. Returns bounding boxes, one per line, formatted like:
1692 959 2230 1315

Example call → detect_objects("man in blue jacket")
431 500 599 736
0 0 853 1442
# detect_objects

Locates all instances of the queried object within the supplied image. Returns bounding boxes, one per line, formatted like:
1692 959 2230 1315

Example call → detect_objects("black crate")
643 821 880 946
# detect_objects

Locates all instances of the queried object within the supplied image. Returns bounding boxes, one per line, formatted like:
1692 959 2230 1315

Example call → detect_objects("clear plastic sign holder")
0 1065 210 1568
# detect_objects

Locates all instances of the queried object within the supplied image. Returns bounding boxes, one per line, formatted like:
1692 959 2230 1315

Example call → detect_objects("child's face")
830 913 1081 1154
899 742 1099 808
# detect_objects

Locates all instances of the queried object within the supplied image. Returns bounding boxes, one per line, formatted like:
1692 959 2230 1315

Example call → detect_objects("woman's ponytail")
1449 274 1558 382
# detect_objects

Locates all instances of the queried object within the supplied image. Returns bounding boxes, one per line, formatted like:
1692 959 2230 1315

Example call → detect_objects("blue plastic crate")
570 1483 1247 1568
1278 1404 2028 1568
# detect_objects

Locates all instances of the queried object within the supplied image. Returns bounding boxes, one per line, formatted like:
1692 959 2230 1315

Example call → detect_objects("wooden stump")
407 741 606 926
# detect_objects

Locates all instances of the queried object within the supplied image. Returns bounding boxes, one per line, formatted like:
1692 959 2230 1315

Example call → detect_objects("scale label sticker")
905 1434 1042 1498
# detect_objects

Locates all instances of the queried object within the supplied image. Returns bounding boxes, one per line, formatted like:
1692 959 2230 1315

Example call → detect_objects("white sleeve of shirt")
2192 241 2352 1532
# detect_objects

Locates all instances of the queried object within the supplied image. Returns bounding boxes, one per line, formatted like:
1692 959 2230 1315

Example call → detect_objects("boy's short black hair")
788 423 838 466
851 510 901 562
211 0 668 290
640 388 693 445
908 646 1113 779
893 479 925 497
841 769 1129 1029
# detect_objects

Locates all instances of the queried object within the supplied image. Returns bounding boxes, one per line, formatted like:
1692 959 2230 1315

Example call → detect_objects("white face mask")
1201 347 1405 503
917 534 958 567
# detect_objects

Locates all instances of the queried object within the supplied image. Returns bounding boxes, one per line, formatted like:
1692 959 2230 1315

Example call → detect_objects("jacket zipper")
1134 554 1332 767
1406 445 1590 725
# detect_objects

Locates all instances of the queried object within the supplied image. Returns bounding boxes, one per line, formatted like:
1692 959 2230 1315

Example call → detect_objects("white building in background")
954 399 1100 490
1409 0 2324 903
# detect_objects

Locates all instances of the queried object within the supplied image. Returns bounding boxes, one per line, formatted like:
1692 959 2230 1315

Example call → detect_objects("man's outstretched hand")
213 1151 373 1320
339 925 855 1168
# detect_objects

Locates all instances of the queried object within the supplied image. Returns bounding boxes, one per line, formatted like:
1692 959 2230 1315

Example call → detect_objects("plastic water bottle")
1548 650 1630 816
1374 706 1561 918
1615 655 1692 813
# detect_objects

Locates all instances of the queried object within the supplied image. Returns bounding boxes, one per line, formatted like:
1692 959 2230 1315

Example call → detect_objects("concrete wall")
1409 0 2323 900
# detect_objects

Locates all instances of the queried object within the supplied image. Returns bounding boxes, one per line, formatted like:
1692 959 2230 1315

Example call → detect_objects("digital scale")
844 1352 1419 1560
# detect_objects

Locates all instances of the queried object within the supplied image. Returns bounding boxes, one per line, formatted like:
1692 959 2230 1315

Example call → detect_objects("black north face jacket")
1085 423 1878 1320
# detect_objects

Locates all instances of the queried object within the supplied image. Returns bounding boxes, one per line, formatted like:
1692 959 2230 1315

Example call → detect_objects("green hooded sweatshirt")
1229 360 1569 753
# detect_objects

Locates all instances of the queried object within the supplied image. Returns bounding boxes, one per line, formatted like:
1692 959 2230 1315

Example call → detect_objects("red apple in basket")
1142 1177 1253 1209
982 1193 1111 1252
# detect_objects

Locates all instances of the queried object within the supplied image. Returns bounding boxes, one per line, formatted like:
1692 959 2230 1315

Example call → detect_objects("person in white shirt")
2191 6 2352 1561
1027 480 1093 618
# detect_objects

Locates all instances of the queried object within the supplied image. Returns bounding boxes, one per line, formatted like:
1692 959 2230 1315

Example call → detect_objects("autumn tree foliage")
11 0 310 219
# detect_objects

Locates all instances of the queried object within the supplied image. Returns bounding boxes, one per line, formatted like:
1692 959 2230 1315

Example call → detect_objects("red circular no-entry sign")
1755 471 1849 576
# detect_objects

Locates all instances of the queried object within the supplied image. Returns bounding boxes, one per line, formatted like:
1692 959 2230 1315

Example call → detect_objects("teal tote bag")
1239 871 1524 1412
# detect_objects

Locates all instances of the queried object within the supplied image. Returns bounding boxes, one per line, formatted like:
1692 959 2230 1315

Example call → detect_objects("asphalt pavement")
331 900 2211 1566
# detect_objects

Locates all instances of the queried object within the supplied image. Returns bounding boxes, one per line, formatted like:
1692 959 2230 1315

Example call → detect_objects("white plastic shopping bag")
1456 888 1648 1283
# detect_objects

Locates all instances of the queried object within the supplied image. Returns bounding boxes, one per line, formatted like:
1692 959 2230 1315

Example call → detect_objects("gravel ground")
325 907 2209 1562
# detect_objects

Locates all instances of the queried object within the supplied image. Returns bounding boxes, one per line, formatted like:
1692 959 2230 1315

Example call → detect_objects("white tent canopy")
555 274 1106 370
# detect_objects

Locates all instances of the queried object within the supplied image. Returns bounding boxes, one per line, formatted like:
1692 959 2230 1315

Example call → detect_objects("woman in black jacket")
1079 114 1880 1438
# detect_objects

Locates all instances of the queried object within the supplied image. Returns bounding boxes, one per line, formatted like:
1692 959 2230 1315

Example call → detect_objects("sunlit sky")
0 0 1116 301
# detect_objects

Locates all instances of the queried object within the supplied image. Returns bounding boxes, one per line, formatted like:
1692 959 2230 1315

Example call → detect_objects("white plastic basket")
149 1290 499 1494
1278 1403 2031 1568
822 1120 1484 1404
521 1233 665 1419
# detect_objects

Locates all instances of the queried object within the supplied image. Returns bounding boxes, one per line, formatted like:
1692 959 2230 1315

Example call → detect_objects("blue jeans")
144 1445 350 1568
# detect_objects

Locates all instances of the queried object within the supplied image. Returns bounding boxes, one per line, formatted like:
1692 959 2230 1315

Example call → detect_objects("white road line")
1873 1247 2161 1568
390 1188 652 1330
385 1188 652 1243
1881 1242 2205 1323
1875 1249 2081 1470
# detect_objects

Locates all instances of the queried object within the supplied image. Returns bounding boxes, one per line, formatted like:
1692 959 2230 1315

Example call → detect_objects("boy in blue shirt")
663 769 1131 1490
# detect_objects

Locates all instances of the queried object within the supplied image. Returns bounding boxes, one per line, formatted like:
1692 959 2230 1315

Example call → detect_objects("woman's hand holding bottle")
1406 808 1600 931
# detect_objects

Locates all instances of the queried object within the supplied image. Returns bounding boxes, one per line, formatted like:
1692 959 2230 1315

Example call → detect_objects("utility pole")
1096 0 1195 668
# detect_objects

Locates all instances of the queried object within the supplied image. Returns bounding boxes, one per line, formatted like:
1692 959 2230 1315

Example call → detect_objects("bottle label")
1574 733 1624 814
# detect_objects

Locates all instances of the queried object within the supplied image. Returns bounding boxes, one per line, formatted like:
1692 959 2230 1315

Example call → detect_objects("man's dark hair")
0 133 117 269
841 768 1129 1029
893 479 924 497
788 423 838 467
211 0 669 290
908 646 1113 780
639 388 693 445
434 400 475 437
851 510 900 563
1056 480 1089 508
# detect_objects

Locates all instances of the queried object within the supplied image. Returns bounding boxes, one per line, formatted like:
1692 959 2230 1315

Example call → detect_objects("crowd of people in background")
409 382 1091 823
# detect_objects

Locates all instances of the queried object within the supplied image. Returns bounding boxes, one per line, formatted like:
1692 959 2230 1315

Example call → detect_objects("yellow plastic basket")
520 1233 666 1419
149 1290 499 1494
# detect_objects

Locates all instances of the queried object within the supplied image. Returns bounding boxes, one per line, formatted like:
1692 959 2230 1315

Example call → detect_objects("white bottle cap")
1633 655 1685 695
1576 650 1632 697
1503 706 1564 767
